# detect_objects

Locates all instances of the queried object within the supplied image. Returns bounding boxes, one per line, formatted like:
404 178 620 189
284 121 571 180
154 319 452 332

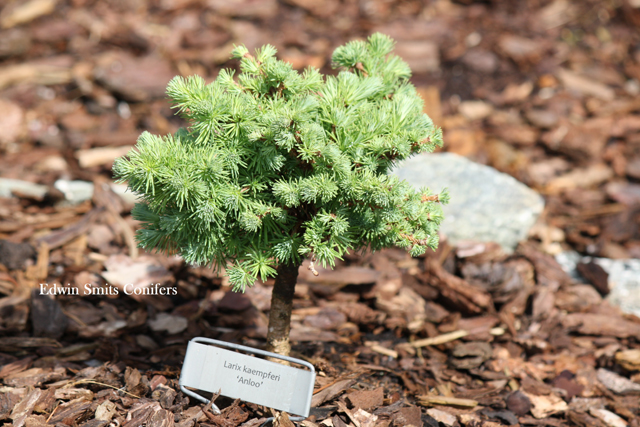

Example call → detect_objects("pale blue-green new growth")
113 33 448 292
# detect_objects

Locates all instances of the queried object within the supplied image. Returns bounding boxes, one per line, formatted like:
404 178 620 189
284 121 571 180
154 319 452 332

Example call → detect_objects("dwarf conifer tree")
114 33 447 356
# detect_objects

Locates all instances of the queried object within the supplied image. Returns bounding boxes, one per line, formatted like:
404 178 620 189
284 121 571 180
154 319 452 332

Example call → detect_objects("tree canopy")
113 33 447 292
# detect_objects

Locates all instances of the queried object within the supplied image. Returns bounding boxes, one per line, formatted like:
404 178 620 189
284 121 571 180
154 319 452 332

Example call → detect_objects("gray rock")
392 152 544 252
1 177 137 206
54 179 95 204
54 180 139 206
110 182 139 205
556 251 640 317
0 178 48 199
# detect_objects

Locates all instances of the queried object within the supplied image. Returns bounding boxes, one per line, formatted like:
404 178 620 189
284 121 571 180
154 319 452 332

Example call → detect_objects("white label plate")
180 341 315 417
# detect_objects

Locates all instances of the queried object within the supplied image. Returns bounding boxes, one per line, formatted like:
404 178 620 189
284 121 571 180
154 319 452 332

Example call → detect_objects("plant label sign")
179 338 315 417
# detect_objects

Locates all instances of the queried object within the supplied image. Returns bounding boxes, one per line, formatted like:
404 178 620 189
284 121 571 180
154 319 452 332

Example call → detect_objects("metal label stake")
179 337 316 418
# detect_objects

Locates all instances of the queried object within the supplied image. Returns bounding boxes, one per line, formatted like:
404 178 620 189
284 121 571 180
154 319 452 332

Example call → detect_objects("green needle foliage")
113 33 448 292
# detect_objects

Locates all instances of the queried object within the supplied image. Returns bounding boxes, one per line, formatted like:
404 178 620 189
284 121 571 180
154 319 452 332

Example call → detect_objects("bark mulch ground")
1 0 640 426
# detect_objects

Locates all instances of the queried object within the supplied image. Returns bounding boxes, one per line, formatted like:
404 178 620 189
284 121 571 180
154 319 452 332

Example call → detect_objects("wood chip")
53 388 94 401
311 379 356 407
557 68 615 100
519 415 566 426
425 408 457 426
76 146 134 168
546 164 614 193
597 368 640 394
615 349 640 371
518 242 572 290
122 401 163 427
23 240 47 280
576 261 609 296
47 397 91 425
4 367 66 387
0 209 85 233
1 0 57 29
299 263 381 286
417 395 478 408
424 260 493 315
36 207 104 249
412 330 469 348
523 392 568 419
589 408 628 427
0 59 71 90
563 313 640 338
364 342 398 359
0 337 61 349
31 288 68 339
0 356 34 378
346 387 384 411
94 400 117 422
337 401 378 427
148 408 176 427
10 388 41 427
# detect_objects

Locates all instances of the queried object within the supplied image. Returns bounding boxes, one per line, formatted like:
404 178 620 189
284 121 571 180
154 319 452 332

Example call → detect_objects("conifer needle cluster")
114 33 447 292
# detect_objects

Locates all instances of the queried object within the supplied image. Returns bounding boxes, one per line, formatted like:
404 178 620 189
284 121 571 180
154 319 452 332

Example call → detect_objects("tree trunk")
265 261 300 356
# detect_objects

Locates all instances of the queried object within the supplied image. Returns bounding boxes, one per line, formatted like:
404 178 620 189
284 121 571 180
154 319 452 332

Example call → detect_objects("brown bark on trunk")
265 261 300 356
